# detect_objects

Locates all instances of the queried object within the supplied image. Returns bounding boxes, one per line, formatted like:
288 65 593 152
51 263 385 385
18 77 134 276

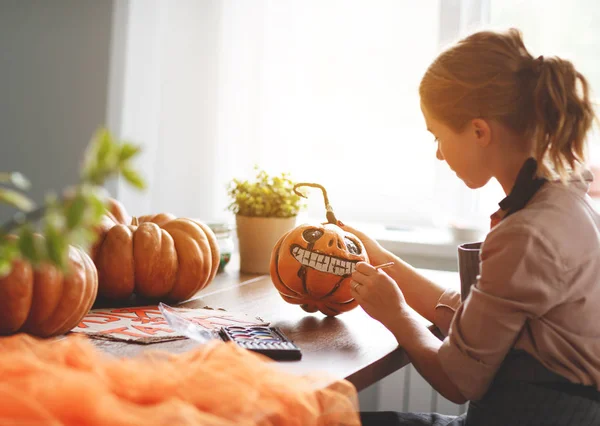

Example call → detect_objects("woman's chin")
461 177 484 189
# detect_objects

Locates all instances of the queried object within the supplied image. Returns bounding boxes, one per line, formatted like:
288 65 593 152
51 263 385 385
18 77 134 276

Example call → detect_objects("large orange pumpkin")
0 237 98 337
269 183 369 316
91 199 220 301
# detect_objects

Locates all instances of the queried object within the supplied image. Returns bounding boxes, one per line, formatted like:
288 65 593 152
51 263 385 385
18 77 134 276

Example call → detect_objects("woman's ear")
472 119 492 147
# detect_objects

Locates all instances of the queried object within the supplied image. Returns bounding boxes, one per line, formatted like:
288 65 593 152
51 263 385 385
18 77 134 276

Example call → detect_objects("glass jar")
208 223 234 273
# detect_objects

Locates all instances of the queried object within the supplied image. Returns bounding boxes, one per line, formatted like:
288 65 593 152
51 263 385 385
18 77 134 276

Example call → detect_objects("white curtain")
107 0 599 230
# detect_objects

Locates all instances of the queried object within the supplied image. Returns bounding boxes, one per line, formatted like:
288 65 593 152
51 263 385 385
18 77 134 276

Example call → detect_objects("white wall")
0 0 114 221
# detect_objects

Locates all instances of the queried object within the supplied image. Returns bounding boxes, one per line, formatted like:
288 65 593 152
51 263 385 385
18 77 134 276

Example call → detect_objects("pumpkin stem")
131 216 139 226
293 183 338 224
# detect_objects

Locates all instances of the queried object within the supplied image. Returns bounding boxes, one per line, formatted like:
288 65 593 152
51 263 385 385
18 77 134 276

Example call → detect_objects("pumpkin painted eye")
344 238 361 255
302 229 324 243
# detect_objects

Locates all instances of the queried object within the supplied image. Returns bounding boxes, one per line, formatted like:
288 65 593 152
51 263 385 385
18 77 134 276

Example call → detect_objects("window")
216 1 444 228
112 1 600 230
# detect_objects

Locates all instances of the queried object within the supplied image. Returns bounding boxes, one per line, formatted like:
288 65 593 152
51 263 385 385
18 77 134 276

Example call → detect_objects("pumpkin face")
0 238 98 337
91 199 220 302
270 223 369 316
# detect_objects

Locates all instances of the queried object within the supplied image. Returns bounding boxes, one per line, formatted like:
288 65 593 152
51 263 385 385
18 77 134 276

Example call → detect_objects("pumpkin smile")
291 244 357 276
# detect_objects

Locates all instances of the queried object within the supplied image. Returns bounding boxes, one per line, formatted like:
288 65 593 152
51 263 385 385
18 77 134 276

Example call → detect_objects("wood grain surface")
91 262 459 391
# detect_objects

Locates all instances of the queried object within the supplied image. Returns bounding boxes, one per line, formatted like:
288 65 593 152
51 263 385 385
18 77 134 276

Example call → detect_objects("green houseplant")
227 167 304 274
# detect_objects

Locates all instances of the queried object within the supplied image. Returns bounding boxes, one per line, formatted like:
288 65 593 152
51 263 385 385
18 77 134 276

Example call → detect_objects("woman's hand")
350 261 410 329
338 222 391 266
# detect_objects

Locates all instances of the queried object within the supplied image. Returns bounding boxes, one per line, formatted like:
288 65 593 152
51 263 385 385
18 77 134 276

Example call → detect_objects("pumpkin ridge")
96 225 135 299
165 241 181 301
188 219 220 284
133 222 174 299
181 234 207 300
322 305 340 316
318 276 346 299
77 248 98 322
22 235 65 330
299 266 309 296
159 228 178 296
91 228 109 257
0 261 33 334
51 248 96 336
186 225 211 292
22 264 63 333
164 229 187 301
41 248 89 336
129 225 136 294
162 222 213 299
328 298 356 305
273 237 302 297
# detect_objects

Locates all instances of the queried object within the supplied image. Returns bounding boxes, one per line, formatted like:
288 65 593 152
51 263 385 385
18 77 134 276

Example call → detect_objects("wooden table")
93 263 459 392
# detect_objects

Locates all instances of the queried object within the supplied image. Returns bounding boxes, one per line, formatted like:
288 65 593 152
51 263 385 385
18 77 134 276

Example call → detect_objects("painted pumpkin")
91 199 220 301
269 183 368 316
0 237 98 337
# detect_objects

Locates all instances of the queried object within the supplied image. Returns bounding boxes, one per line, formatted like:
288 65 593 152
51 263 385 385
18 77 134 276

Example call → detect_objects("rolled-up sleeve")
438 224 563 401
433 287 461 337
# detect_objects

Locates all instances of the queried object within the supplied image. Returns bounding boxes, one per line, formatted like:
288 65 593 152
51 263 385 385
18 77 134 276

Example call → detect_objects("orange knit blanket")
0 334 360 425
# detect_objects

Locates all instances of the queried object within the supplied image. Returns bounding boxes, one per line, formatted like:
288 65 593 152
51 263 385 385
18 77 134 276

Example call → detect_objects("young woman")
345 28 599 425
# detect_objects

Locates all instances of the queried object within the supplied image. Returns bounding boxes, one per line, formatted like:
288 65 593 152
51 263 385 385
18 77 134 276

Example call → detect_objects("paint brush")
374 261 395 270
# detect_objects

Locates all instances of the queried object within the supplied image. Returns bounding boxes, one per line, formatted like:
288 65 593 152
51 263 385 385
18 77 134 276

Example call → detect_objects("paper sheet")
71 304 269 344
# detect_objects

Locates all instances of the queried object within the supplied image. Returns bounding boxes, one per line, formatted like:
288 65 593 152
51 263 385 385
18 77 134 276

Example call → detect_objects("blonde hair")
419 28 596 180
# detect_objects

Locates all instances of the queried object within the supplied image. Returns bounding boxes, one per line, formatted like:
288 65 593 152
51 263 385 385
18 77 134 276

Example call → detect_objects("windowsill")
363 196 600 271
305 219 486 272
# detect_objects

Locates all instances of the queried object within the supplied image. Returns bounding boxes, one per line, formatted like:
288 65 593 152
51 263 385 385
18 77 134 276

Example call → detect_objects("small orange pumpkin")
91 199 220 301
270 184 369 316
0 237 98 337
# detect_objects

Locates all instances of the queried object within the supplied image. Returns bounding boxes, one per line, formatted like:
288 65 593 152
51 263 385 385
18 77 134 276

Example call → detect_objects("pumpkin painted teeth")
291 245 357 276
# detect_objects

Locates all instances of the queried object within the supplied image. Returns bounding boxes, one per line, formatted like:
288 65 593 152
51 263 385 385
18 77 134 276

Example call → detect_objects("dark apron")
463 350 600 426
360 352 600 426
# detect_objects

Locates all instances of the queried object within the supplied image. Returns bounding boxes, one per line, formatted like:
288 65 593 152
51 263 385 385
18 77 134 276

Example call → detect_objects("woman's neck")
488 122 534 195
495 152 533 195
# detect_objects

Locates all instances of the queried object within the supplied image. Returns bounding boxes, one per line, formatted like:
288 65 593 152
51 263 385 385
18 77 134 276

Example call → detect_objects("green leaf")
81 128 122 185
0 188 35 211
69 228 97 251
10 172 31 190
45 224 68 270
121 167 146 189
86 191 109 222
66 193 87 230
0 238 19 277
0 172 31 190
18 226 38 264
0 259 12 277
118 143 141 163
96 128 114 167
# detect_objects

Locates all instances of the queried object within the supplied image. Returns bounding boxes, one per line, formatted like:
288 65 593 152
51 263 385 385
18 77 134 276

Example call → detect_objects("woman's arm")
387 311 467 404
382 257 455 327
350 263 467 404
340 223 458 325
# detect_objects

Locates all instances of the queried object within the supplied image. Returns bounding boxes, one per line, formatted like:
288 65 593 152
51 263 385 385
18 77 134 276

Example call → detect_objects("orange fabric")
0 334 360 426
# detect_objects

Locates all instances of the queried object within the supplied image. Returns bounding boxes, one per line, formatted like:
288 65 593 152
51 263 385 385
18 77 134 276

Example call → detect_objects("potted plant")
227 167 305 274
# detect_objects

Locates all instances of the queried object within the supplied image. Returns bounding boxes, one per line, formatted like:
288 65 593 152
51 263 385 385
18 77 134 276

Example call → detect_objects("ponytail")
530 56 596 180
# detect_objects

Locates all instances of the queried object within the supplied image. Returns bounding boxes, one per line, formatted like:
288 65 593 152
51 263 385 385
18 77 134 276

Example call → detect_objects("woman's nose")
436 146 444 161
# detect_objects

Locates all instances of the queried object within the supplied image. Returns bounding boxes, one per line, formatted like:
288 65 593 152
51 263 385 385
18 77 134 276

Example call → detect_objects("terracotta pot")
236 215 297 274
